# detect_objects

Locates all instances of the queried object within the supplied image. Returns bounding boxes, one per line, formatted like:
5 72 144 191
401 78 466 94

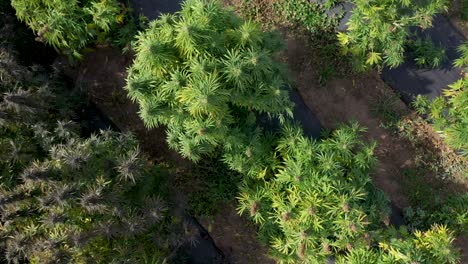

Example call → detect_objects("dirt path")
65 47 273 263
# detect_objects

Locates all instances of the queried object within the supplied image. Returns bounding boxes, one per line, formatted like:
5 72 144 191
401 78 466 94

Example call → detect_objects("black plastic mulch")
381 15 465 103
131 0 183 21
315 1 466 103
290 89 323 139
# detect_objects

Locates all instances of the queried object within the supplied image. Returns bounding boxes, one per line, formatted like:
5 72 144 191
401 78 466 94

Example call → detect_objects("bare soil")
199 205 275 264
65 46 273 263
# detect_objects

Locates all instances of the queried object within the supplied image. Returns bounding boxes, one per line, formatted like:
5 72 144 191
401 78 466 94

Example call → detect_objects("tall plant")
126 0 292 162
11 0 122 58
234 123 459 263
337 0 448 70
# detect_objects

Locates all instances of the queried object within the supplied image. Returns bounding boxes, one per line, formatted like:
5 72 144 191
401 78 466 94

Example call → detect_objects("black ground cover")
322 1 466 103
381 15 465 103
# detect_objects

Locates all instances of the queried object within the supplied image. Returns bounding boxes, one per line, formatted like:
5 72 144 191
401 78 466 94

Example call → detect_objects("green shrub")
126 0 292 162
232 122 459 263
235 122 386 262
11 0 122 58
338 0 448 70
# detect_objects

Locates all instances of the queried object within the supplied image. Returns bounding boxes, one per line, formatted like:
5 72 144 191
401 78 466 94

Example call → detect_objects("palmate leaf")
186 56 216 77
161 69 189 99
445 124 468 154
138 97 174 128
337 32 350 46
133 38 177 77
152 14 176 40
221 49 249 90
116 146 144 184
182 116 229 148
84 0 120 32
454 43 468 67
236 185 267 224
177 72 229 118
174 18 207 58
366 51 382 66
234 20 263 48
242 48 273 80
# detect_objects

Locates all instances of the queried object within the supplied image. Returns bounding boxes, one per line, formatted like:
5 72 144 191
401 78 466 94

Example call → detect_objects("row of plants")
271 0 466 159
247 0 465 160
339 0 448 69
126 1 461 263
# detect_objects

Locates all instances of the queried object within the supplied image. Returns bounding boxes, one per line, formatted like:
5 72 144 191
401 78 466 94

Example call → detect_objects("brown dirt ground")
65 46 273 263
199 205 275 264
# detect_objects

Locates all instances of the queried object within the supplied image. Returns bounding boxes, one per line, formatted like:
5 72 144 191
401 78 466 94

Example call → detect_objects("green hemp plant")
235 122 459 263
126 0 292 162
11 0 122 58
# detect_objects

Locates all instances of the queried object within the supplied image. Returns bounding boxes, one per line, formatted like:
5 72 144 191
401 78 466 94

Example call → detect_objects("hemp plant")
11 0 122 58
126 0 292 162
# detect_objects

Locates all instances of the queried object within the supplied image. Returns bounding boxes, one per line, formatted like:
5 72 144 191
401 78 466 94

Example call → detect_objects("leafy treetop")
234 122 459 263
126 0 293 162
